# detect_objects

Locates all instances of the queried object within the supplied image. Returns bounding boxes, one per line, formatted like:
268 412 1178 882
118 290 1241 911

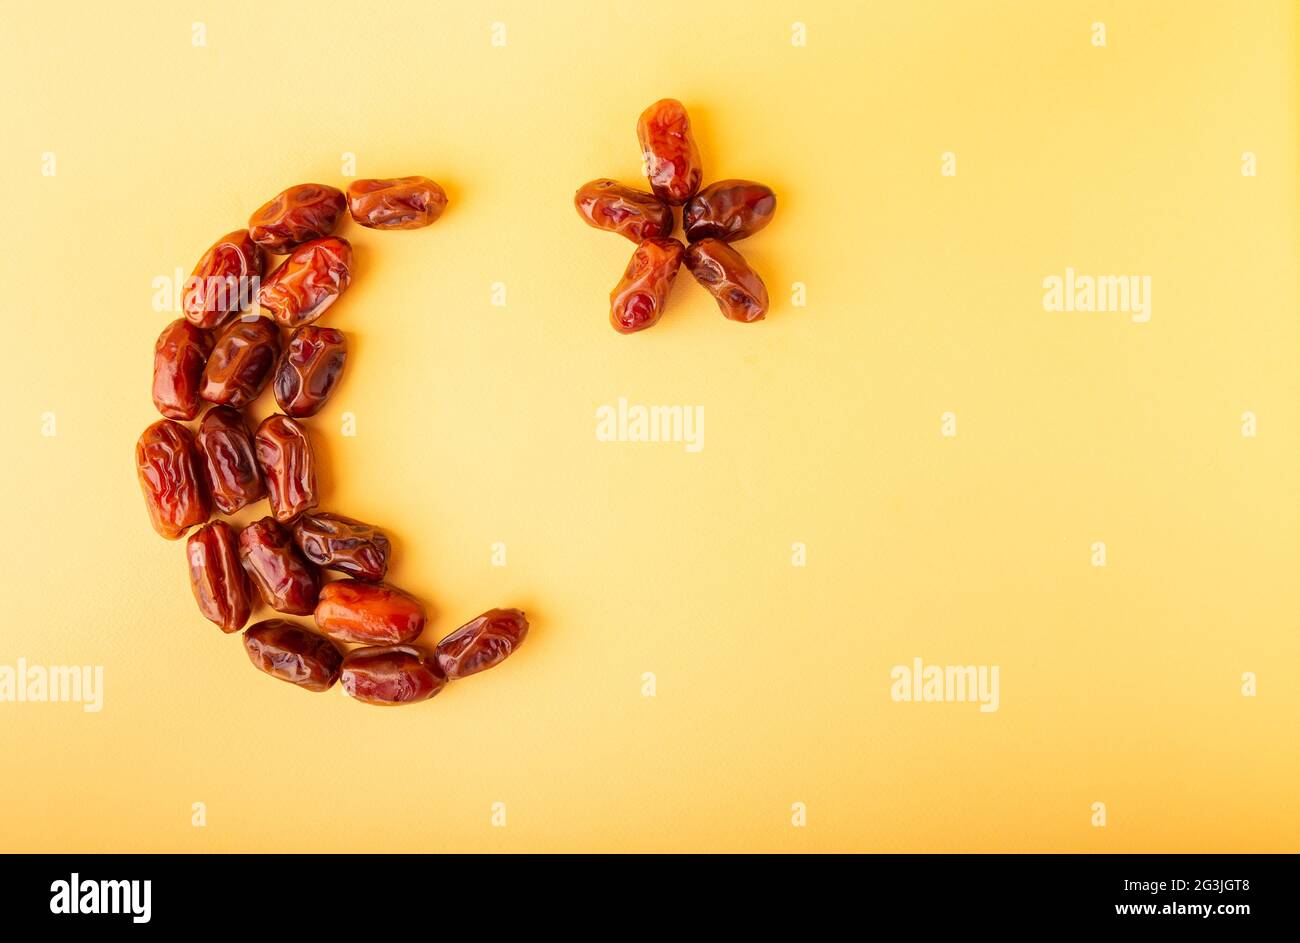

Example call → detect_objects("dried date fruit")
341 646 446 706
574 179 672 242
196 405 264 514
292 512 390 581
243 619 342 692
183 230 264 329
135 419 209 539
238 517 321 615
314 580 424 645
609 237 684 334
435 608 529 680
254 415 317 523
152 319 213 420
200 316 280 408
273 325 347 418
258 236 353 328
683 238 768 323
637 99 703 206
682 179 776 243
186 521 251 633
248 184 346 254
347 176 447 230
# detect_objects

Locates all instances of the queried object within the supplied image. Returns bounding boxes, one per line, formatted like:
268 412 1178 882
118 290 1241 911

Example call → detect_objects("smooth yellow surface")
0 0 1296 852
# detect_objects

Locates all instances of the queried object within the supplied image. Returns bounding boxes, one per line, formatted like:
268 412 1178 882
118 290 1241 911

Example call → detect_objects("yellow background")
0 0 1295 852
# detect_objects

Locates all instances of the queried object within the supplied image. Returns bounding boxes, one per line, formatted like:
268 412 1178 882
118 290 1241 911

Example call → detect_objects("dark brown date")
254 415 317 523
273 326 347 418
135 419 209 540
291 512 390 582
574 179 673 242
683 238 769 323
341 646 446 706
152 319 212 420
200 316 280 409
637 99 703 206
435 608 529 680
196 406 264 514
682 179 776 243
186 521 251 633
609 238 684 334
314 580 424 645
243 619 342 692
347 176 448 230
238 517 321 615
248 184 346 254
258 237 353 328
183 229 264 330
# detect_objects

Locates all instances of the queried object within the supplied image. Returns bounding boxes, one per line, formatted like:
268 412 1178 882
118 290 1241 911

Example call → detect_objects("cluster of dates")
575 98 777 333
136 176 530 706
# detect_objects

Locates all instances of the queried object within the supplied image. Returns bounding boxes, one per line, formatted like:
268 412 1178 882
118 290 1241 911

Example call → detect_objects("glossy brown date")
238 517 321 615
200 316 280 409
574 179 673 242
291 512 390 582
347 176 448 230
684 238 769 323
435 608 529 680
243 619 342 692
273 326 347 418
258 237 353 328
609 238 684 334
314 580 425 645
637 99 703 206
135 419 209 540
682 179 776 243
254 415 317 523
183 229 264 330
186 521 251 633
341 646 446 705
196 405 264 514
248 184 346 254
152 319 212 420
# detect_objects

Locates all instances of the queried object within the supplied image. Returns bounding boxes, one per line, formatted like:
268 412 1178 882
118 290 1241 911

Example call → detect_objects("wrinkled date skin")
347 176 448 230
609 237 684 334
248 184 346 254
243 619 342 692
196 406 264 514
135 419 209 539
684 238 769 323
314 580 425 645
274 326 347 418
200 316 280 409
435 608 529 680
637 99 703 206
574 179 673 243
254 415 317 523
238 517 321 615
258 237 353 328
187 521 252 633
292 512 390 582
183 229 264 329
341 646 446 706
152 319 213 420
683 179 777 243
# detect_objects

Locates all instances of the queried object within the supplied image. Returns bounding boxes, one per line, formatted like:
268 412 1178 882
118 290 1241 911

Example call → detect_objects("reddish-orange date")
315 580 425 645
683 180 776 243
186 521 251 633
243 619 342 692
609 237 684 334
238 517 321 615
248 184 346 254
347 176 447 230
200 316 280 409
637 99 703 206
258 237 353 328
196 405 264 514
274 325 347 418
291 512 390 581
183 229 263 330
435 608 529 680
341 646 447 706
684 238 769 323
135 419 209 540
152 319 212 420
254 414 317 523
574 179 673 242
